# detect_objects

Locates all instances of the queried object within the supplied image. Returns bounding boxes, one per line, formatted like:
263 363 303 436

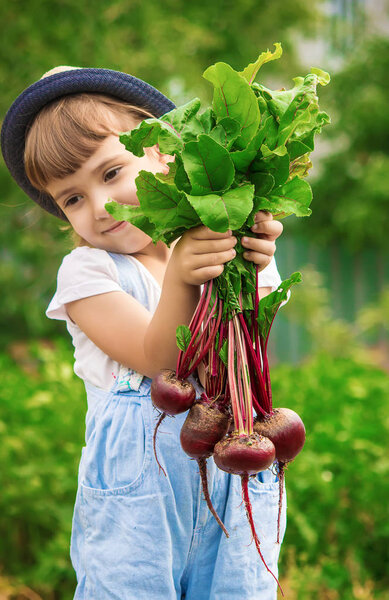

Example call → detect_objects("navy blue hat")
1 67 176 220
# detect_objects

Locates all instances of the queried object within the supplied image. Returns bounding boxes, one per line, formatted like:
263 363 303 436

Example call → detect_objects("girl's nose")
92 193 110 220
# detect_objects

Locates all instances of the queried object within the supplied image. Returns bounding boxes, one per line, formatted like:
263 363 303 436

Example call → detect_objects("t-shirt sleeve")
257 256 290 306
257 256 282 291
46 247 122 322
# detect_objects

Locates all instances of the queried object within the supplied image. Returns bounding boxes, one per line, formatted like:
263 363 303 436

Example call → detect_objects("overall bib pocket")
80 392 153 497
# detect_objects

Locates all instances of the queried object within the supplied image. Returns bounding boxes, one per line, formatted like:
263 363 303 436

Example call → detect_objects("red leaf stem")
238 312 270 413
228 319 244 434
180 294 219 379
177 282 214 378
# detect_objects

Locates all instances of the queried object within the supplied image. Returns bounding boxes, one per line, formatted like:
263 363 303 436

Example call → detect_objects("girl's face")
46 135 172 254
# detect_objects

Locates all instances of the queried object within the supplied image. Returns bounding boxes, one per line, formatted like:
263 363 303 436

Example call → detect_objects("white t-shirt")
46 246 284 391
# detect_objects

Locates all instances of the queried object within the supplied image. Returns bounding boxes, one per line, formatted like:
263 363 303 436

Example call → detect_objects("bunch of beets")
107 43 330 592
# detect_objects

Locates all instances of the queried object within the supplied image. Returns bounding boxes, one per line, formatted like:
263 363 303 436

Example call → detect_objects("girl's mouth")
104 221 127 233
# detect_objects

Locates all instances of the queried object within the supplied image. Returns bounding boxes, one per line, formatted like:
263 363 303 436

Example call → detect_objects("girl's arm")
65 227 240 379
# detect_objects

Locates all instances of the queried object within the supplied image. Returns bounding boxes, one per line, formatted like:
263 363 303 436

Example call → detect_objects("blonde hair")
24 90 155 246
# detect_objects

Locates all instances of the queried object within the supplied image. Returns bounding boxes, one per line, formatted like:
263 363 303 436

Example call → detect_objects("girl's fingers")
253 210 273 223
190 265 225 284
191 236 238 255
190 225 234 240
192 248 237 270
242 251 273 268
241 237 276 256
187 248 237 284
251 219 283 240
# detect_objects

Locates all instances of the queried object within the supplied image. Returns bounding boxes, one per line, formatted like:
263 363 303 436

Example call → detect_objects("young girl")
2 66 286 600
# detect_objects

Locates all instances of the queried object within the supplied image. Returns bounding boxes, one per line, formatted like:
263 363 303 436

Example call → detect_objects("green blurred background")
1 1 388 598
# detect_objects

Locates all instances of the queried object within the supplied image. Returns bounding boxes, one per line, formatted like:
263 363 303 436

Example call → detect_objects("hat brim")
1 68 176 220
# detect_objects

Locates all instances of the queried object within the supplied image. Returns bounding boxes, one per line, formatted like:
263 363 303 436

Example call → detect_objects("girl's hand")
169 226 238 286
241 211 283 270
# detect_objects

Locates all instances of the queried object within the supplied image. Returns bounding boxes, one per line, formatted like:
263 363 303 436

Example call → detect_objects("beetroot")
213 432 275 475
253 407 306 463
254 408 305 545
180 396 231 459
151 369 196 476
180 395 231 537
151 369 196 415
213 433 282 594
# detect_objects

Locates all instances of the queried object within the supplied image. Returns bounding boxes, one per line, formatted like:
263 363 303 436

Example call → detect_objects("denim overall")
70 252 286 600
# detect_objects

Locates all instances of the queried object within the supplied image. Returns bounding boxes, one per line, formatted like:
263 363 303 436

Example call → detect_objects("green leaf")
203 62 260 149
197 107 216 134
154 161 177 185
230 125 267 172
287 140 312 161
104 202 157 239
310 67 331 86
162 98 220 143
173 153 192 193
239 42 283 85
270 177 312 216
208 117 241 149
176 325 192 352
261 114 279 151
219 339 228 367
186 184 254 232
249 172 275 196
276 74 329 148
253 177 313 218
135 170 198 229
106 171 200 245
182 134 235 195
120 118 184 157
252 153 290 187
161 99 201 135
257 272 302 341
260 143 288 157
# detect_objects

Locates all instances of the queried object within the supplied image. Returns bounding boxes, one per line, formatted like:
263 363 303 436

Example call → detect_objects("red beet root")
180 397 231 459
151 369 196 415
254 408 305 545
253 407 306 462
214 433 282 595
213 432 275 476
241 474 284 595
180 396 231 537
151 370 196 477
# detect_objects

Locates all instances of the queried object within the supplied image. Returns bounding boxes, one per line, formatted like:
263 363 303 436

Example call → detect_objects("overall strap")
108 252 151 310
107 252 154 394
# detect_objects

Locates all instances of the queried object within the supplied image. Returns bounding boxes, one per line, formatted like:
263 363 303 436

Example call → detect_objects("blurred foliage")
292 35 389 251
0 338 84 599
281 264 389 362
274 352 389 600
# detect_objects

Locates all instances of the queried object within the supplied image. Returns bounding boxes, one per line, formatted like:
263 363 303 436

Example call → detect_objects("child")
2 66 286 600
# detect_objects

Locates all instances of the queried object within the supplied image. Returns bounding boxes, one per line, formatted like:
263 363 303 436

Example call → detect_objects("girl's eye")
65 195 81 208
104 167 121 182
